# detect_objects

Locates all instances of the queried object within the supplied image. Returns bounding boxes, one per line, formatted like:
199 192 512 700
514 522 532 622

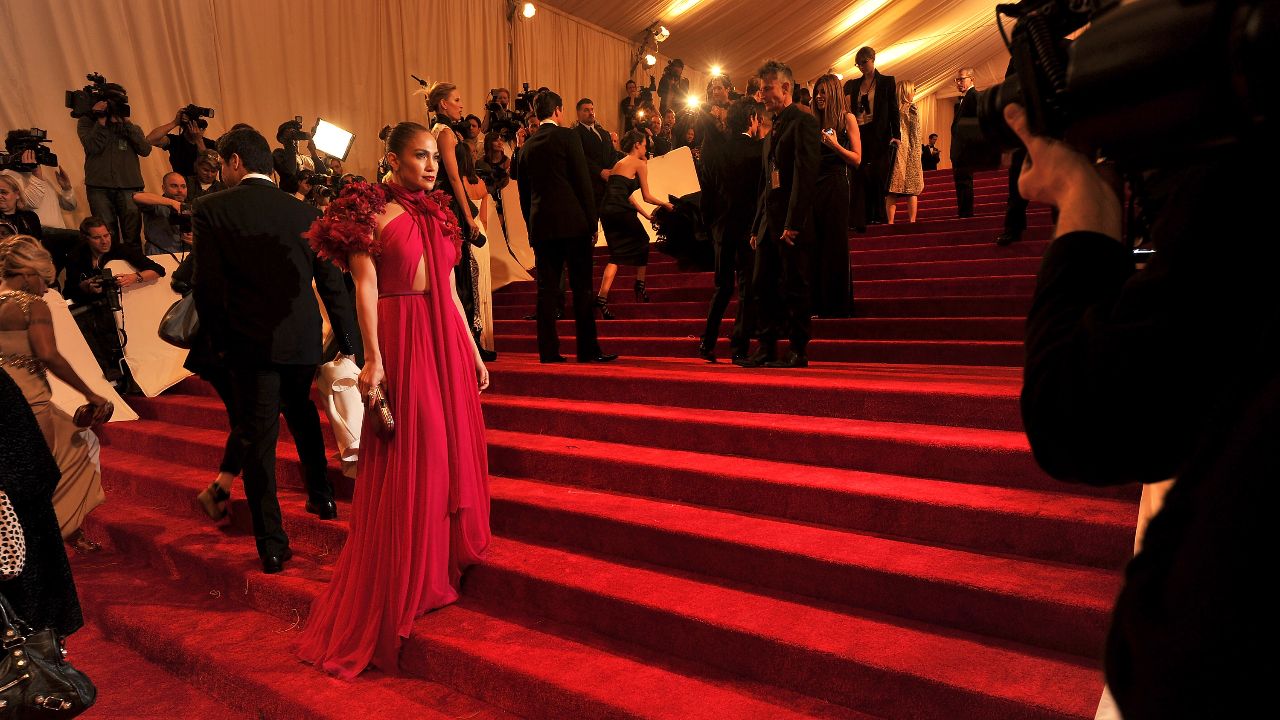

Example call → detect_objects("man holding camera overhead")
77 100 152 251
146 106 217 176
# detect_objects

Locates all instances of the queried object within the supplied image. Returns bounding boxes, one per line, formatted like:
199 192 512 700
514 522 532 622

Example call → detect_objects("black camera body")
95 267 123 312
0 129 58 172
169 202 193 233
978 0 1276 170
179 104 215 125
487 83 539 140
66 73 131 119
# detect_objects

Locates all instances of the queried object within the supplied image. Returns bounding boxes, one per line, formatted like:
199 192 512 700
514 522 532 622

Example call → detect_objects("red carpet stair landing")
74 168 1137 720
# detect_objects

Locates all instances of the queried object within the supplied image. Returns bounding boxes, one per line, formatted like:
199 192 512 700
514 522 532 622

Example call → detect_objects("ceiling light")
710 64 722 77
654 25 670 42
644 53 657 67
834 0 891 35
668 0 702 17
520 2 536 20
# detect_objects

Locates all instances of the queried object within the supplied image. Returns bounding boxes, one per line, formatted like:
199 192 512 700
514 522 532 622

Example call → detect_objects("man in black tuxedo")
922 133 941 171
517 91 616 364
573 98 617 209
741 60 820 369
951 68 980 217
193 127 357 574
700 98 764 363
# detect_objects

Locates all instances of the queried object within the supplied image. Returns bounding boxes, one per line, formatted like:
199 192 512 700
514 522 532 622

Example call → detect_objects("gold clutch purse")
368 384 394 438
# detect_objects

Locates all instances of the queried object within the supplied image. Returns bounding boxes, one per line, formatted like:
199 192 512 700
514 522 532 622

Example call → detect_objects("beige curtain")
513 2 634 136
0 0 508 217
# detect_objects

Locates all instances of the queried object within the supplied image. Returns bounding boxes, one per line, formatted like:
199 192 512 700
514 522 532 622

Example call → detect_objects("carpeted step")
492 294 1034 321
858 210 1052 238
84 492 1106 720
71 557 508 720
476 394 1123 498
64 621 246 719
69 498 896 720
502 275 1037 306
496 334 1024 366
484 430 1134 568
851 238 1050 264
91 452 1117 657
496 316 1024 341
857 257 1044 281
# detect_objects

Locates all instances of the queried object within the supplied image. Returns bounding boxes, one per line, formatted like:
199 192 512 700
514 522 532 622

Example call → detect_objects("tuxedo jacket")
752 103 820 238
517 123 598 245
922 144 941 171
951 86 986 168
575 122 616 203
192 177 355 366
845 72 901 145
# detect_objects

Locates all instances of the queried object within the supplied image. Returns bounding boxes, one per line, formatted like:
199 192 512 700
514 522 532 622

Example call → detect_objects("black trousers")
533 235 600 360
228 362 332 558
86 186 142 250
812 171 852 317
953 166 975 217
701 221 755 356
1005 149 1029 234
752 222 813 355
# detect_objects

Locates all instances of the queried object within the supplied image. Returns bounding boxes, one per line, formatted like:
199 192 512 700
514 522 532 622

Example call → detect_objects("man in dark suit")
517 91 616 364
922 133 941 171
573 98 617 209
193 127 357 574
700 98 764 363
741 60 820 369
951 68 980 217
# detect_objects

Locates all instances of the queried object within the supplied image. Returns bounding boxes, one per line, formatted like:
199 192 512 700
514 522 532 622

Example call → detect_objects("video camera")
277 116 311 144
179 104 215 125
977 0 1275 171
0 129 58 172
486 83 540 140
66 73 131 119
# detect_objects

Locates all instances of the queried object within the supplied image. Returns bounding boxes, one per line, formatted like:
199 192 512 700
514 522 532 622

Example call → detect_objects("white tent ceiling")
536 0 1016 100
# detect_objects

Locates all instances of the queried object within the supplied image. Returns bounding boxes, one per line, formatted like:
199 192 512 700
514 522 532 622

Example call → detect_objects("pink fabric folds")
295 185 489 679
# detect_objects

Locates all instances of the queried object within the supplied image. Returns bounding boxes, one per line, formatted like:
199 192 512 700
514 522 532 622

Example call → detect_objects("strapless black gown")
600 174 650 267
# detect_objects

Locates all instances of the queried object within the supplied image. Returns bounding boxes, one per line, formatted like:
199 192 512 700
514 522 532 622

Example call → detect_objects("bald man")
133 171 192 255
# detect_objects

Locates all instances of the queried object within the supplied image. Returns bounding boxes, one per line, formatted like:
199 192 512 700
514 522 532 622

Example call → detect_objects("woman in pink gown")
296 121 491 679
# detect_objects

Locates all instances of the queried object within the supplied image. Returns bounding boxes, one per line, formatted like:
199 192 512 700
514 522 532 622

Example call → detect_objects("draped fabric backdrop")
0 0 638 224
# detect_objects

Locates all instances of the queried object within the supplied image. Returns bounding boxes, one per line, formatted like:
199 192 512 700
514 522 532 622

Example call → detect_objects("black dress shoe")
305 498 338 520
765 351 808 368
261 547 293 574
697 343 717 363
736 348 776 368
995 231 1021 246
540 355 567 363
578 353 618 363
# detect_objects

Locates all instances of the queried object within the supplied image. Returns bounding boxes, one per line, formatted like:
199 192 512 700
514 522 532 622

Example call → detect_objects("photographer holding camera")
76 85 152 251
1 130 79 258
133 172 192 256
146 106 216 176
271 118 327 195
63 216 165 381
657 59 690 115
986 1 1278 716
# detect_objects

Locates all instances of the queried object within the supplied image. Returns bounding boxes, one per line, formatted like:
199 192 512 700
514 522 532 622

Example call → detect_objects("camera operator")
146 107 216 176
620 76 657 132
77 100 152 250
481 87 511 135
1010 100 1276 720
271 119 326 195
0 174 42 240
1 145 78 242
657 59 690 115
133 172 192 256
63 216 165 380
186 149 226 202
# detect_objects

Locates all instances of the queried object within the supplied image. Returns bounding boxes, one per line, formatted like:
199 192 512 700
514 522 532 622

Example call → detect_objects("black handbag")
0 593 96 718
157 291 199 349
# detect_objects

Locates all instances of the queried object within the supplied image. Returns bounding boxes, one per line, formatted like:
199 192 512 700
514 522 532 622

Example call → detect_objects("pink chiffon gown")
295 196 490 679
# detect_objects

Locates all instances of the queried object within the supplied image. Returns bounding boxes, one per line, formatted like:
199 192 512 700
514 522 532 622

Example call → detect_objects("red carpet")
73 168 1135 719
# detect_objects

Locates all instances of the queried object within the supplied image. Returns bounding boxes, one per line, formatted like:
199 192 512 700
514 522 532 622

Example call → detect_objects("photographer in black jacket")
1009 88 1276 717
77 101 152 250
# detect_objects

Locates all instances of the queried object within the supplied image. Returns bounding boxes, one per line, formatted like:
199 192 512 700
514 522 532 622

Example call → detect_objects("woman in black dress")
812 74 862 318
595 131 674 319
845 46 900 228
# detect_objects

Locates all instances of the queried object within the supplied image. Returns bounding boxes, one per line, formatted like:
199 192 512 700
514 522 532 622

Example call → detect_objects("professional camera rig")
179 103 215 125
0 129 57 172
65 73 131 119
486 83 540 139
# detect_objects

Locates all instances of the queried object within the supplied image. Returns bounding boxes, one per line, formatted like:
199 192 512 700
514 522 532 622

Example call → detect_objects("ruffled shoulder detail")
305 181 389 272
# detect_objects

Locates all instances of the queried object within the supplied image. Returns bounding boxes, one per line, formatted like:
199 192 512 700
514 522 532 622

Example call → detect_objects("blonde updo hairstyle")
419 81 459 124
0 234 56 285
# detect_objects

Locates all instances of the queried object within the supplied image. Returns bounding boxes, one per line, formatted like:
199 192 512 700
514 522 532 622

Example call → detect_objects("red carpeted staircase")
72 168 1137 719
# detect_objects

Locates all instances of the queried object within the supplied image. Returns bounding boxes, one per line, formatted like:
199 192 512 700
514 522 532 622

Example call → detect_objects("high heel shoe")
595 295 615 320
196 482 232 522
633 280 650 303
67 530 101 554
